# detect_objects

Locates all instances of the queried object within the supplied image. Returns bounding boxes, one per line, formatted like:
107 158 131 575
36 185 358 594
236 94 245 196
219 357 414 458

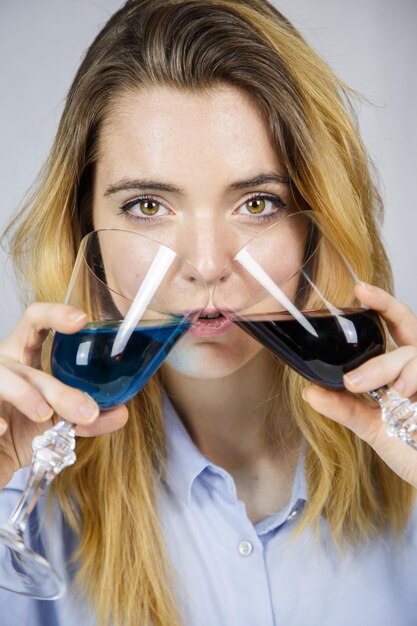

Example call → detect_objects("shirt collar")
254 441 308 536
162 393 309 509
163 393 213 504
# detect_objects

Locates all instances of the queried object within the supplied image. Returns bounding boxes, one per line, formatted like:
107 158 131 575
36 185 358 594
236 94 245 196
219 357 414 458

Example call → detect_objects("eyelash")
118 195 168 223
118 192 287 224
240 193 287 223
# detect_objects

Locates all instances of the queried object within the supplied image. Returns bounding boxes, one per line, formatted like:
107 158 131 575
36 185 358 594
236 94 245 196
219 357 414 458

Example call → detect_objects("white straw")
235 248 319 338
111 245 177 357
300 270 358 344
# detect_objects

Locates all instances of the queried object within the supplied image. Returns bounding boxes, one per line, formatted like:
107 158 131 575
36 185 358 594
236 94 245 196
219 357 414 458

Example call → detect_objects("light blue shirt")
1 395 417 625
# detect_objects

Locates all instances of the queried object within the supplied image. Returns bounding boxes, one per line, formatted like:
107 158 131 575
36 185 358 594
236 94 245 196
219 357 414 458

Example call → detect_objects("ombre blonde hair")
4 1 414 625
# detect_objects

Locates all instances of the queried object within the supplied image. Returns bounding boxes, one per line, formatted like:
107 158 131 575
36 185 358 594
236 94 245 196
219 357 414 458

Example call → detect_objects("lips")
188 310 233 337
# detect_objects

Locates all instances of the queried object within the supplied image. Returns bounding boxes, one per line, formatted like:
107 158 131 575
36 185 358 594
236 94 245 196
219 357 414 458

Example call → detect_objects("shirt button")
238 540 253 557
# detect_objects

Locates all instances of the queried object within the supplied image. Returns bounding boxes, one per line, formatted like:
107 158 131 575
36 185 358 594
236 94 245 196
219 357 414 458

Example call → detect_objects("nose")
178 222 236 289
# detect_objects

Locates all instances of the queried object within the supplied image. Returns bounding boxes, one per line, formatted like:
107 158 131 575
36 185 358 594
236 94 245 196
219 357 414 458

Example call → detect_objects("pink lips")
188 311 233 337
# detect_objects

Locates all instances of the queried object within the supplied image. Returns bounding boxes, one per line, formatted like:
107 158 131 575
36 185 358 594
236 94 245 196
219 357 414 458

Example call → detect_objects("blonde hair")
4 1 414 624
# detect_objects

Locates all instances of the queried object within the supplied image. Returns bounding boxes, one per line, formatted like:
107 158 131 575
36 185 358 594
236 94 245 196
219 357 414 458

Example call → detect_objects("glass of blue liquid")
0 229 208 600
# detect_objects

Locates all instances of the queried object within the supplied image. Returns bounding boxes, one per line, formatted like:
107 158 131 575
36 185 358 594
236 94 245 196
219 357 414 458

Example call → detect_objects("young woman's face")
92 84 298 378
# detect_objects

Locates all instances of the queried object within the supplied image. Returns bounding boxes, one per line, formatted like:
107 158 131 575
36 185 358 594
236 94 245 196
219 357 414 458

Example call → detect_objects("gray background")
1 0 416 336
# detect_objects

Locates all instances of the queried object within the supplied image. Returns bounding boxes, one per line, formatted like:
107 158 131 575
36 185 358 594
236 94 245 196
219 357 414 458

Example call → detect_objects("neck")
161 349 299 471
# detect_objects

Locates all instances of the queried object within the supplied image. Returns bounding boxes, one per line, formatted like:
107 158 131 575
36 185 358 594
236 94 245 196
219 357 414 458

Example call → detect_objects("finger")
0 303 88 365
303 385 380 445
0 417 8 435
355 283 417 347
74 405 129 437
303 384 417 486
6 360 99 426
391 354 417 398
343 345 417 395
0 362 54 423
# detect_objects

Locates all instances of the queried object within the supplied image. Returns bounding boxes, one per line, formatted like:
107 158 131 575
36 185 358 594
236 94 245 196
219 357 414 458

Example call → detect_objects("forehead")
96 84 281 183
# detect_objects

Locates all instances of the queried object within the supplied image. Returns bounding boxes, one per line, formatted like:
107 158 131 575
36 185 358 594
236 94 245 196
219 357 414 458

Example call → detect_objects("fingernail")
37 401 54 421
0 418 7 434
344 372 363 386
78 399 99 422
68 310 87 324
302 387 310 402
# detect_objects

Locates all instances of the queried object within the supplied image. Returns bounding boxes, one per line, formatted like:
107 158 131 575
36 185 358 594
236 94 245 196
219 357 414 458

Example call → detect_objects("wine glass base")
0 526 65 599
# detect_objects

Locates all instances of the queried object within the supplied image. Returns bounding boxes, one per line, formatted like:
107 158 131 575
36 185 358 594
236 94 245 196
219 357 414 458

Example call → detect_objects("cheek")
222 254 305 316
257 230 306 286
99 238 166 317
163 327 263 379
217 224 307 315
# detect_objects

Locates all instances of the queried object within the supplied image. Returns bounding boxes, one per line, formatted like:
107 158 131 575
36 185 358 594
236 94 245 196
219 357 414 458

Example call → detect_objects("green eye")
139 200 160 216
246 198 266 214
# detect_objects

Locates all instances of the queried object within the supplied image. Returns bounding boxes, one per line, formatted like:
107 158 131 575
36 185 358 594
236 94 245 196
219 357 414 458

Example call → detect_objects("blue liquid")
51 320 190 408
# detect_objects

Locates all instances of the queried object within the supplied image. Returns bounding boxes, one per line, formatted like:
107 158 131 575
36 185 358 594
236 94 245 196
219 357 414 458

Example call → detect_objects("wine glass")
0 228 208 599
213 210 417 446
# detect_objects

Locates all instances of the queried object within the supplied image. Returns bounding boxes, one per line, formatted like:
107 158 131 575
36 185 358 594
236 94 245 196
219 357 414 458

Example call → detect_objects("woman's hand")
303 282 417 488
0 303 128 489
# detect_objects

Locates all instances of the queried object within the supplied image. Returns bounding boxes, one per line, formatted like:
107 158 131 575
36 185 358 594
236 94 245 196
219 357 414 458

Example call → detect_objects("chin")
164 337 263 380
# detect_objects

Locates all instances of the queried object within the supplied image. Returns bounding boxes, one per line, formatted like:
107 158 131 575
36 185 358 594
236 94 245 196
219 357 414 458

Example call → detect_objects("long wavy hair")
4 1 414 624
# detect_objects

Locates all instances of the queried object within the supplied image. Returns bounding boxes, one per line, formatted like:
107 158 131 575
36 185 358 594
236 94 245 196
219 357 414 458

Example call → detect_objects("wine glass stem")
5 418 76 538
367 385 417 447
8 463 55 538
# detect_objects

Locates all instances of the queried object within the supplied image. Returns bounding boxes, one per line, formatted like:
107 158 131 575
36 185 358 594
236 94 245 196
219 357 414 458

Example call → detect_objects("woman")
1 1 417 625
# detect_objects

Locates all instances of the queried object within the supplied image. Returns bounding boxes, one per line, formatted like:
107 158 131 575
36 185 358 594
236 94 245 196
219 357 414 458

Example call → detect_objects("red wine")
51 320 190 408
236 308 385 388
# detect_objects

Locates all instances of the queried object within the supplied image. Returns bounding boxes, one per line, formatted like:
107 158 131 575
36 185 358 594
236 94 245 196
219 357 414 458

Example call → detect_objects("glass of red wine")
0 228 208 600
213 210 417 445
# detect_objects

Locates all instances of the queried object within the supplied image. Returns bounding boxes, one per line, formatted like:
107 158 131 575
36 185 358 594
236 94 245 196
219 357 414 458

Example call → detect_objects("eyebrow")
103 172 290 197
227 173 290 190
104 178 181 196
